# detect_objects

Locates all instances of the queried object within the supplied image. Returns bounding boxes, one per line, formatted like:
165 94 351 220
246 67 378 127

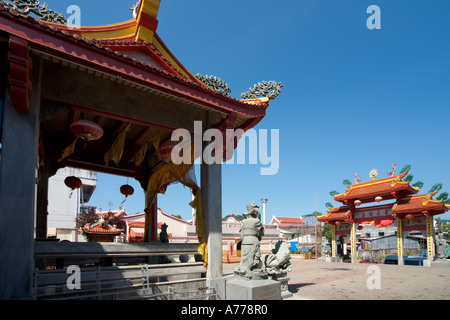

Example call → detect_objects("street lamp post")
261 198 268 225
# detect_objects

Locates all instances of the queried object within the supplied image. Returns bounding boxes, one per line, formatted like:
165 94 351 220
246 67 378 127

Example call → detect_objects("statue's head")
274 240 291 252
280 241 291 251
244 202 260 220
246 202 259 212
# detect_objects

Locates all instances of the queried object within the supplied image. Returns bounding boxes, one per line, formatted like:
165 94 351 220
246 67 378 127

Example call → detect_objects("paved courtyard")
223 259 450 300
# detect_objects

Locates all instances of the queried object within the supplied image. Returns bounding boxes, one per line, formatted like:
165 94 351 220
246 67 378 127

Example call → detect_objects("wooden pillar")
151 200 157 242
144 194 158 242
426 216 434 260
36 163 49 239
0 49 42 299
397 218 404 266
331 224 337 259
351 223 357 263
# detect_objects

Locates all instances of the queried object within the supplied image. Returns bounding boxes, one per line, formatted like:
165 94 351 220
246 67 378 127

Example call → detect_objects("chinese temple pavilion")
318 168 449 264
81 217 124 243
0 0 281 299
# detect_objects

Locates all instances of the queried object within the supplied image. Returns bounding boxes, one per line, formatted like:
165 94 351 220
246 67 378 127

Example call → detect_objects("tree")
75 207 126 230
441 223 450 240
107 213 127 230
322 223 346 244
322 223 333 244
75 207 97 228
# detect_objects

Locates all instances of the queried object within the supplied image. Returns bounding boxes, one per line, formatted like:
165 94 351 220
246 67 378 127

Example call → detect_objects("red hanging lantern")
120 184 134 197
357 225 364 230
120 184 134 205
354 200 361 206
64 176 82 190
335 221 341 225
70 120 104 143
404 213 415 220
159 141 178 161
375 196 383 202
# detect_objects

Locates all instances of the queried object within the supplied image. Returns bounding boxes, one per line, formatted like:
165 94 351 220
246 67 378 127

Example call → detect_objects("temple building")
0 0 282 299
80 216 124 243
269 216 305 240
318 168 449 265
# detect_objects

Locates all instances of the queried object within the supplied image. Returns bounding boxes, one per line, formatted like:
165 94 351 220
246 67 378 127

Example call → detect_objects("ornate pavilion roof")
317 206 352 223
0 0 282 187
81 217 123 235
392 192 449 216
0 3 271 116
334 172 418 204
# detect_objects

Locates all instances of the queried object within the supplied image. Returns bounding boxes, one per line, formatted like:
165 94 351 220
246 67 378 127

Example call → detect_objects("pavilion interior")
37 52 226 188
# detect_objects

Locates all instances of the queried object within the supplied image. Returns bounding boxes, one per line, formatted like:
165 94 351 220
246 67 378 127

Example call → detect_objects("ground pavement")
222 259 450 300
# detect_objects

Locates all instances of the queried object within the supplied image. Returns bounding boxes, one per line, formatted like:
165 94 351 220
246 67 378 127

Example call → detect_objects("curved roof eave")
0 8 269 121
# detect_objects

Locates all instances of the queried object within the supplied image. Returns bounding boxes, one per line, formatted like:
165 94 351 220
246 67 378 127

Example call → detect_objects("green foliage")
171 214 183 219
445 199 450 205
322 224 333 243
312 211 321 216
404 174 413 182
412 181 424 189
400 164 411 174
343 179 351 186
429 183 443 193
442 224 450 240
325 202 334 209
329 190 339 197
437 192 449 201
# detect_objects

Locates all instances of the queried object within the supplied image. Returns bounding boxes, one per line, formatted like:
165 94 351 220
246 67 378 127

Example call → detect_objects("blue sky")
50 1 450 221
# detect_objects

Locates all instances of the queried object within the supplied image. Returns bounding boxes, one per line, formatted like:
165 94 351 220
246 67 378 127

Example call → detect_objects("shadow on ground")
288 282 315 293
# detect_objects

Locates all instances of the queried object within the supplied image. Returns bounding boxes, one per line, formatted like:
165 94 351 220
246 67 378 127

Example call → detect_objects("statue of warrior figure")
234 203 267 280
436 232 447 261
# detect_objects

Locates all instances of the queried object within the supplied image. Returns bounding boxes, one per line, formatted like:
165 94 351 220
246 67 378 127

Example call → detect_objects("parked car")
359 258 383 264
383 255 428 266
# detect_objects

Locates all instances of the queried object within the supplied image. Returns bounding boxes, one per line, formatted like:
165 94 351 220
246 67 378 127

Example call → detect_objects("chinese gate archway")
318 169 449 265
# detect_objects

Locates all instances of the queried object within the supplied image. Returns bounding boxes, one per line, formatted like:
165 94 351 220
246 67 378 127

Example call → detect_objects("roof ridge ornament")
241 80 283 100
0 0 67 23
130 0 140 19
195 74 231 96
387 162 396 177
369 168 378 180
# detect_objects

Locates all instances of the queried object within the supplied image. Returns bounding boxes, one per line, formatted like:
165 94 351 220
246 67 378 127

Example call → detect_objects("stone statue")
265 240 292 275
321 240 327 257
158 223 171 264
264 240 293 298
435 232 447 261
159 223 169 243
234 203 267 280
